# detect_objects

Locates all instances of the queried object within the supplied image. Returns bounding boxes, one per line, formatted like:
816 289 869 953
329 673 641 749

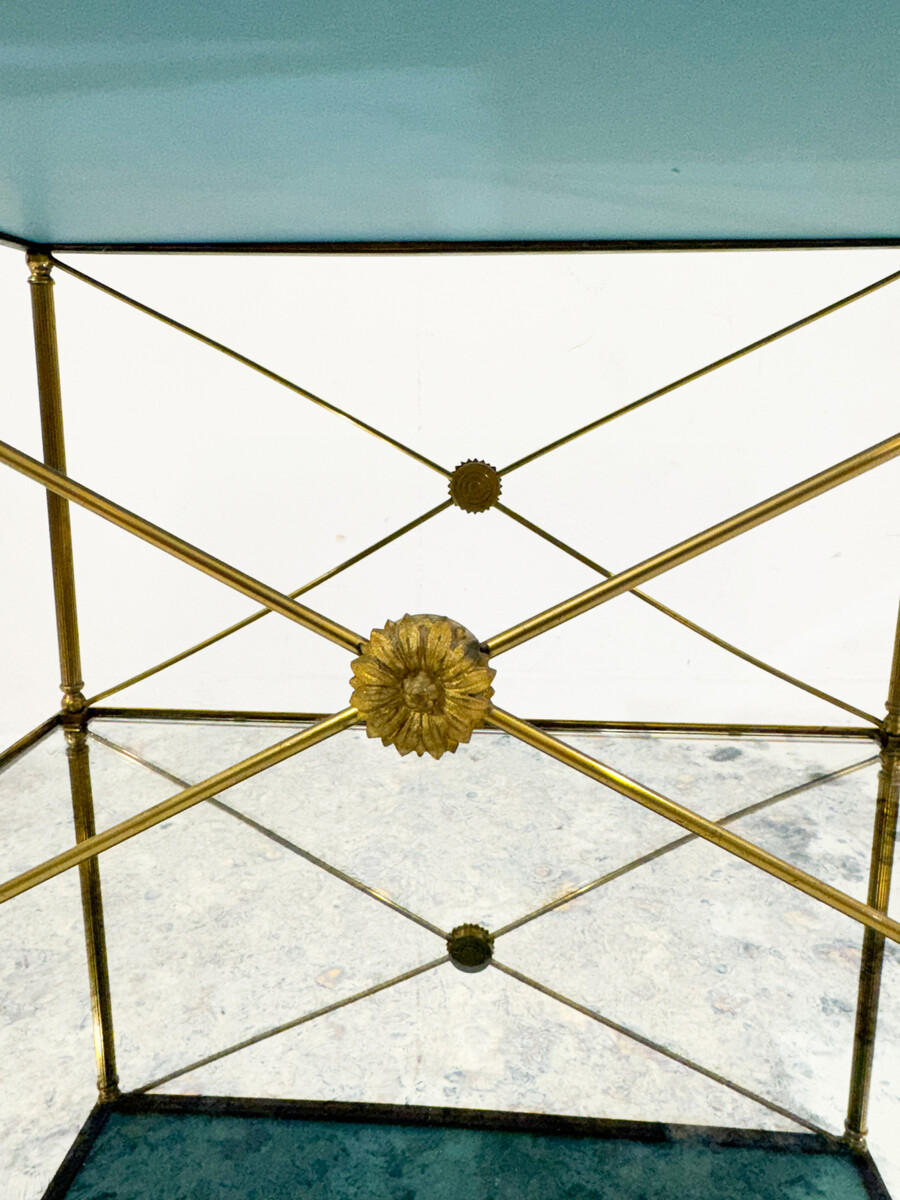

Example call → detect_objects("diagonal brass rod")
86 500 452 706
0 708 359 906
50 257 450 478
0 437 363 654
493 754 879 938
486 706 900 945
495 502 881 726
49 258 451 477
490 961 831 1138
486 430 900 658
134 956 449 1095
0 713 60 776
500 265 900 475
87 729 448 939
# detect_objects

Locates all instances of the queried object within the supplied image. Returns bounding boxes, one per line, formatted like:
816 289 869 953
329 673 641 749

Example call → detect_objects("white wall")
3 246 900 750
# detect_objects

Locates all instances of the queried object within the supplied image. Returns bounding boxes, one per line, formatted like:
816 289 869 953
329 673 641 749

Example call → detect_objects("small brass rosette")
449 459 501 513
350 614 495 759
447 923 494 972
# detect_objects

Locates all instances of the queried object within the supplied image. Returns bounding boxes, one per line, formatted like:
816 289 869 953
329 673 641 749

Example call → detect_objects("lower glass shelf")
47 1094 889 1200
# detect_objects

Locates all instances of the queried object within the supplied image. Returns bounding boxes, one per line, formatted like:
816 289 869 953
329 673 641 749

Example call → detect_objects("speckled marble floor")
2 719 898 1199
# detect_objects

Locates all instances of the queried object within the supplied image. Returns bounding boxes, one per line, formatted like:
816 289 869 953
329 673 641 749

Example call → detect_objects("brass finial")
350 614 495 759
884 703 900 739
843 1122 867 1153
61 689 87 715
449 459 501 513
447 924 494 971
26 252 53 284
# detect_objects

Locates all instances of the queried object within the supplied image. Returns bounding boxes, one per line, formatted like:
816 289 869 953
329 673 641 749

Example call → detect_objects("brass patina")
350 614 495 758
447 924 494 971
449 459 501 512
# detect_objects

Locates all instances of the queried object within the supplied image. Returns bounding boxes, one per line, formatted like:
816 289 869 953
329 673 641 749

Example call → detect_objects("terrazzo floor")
2 718 898 1198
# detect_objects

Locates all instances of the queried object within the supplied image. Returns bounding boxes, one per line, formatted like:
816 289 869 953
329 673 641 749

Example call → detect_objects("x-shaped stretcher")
2 254 899 1139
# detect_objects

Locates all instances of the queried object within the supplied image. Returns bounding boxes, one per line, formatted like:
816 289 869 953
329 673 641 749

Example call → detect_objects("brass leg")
64 723 120 1101
28 253 84 713
845 601 900 1149
28 252 119 1101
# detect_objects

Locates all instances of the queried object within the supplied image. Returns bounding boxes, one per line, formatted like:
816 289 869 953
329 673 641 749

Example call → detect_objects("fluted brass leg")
28 252 119 1101
845 600 900 1149
28 253 84 713
64 722 120 1101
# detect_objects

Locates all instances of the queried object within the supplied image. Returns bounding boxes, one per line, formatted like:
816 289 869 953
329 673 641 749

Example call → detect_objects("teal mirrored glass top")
1 1 898 244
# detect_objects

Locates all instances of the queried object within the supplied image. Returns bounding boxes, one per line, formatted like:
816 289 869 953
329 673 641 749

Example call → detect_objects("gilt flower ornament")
350 614 495 759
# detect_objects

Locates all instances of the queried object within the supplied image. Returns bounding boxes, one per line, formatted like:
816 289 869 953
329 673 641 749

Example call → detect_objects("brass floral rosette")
350 614 495 759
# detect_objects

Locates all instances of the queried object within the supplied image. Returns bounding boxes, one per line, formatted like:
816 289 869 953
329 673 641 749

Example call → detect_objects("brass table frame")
1 246 898 1179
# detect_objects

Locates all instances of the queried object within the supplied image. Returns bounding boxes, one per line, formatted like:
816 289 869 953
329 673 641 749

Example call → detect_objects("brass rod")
486 706 900 944
500 265 900 475
87 706 351 726
494 504 883 724
486 431 900 657
496 503 880 725
49 256 450 478
0 708 359 906
85 706 880 740
490 961 831 1138
28 251 119 1102
493 754 879 938
845 599 900 1148
87 729 449 939
86 500 451 706
134 956 449 1094
504 721 877 740
28 253 84 710
0 437 363 654
65 725 120 1100
0 713 60 776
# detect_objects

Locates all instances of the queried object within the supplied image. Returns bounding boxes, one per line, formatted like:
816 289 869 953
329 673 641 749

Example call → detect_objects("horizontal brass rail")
84 706 880 740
